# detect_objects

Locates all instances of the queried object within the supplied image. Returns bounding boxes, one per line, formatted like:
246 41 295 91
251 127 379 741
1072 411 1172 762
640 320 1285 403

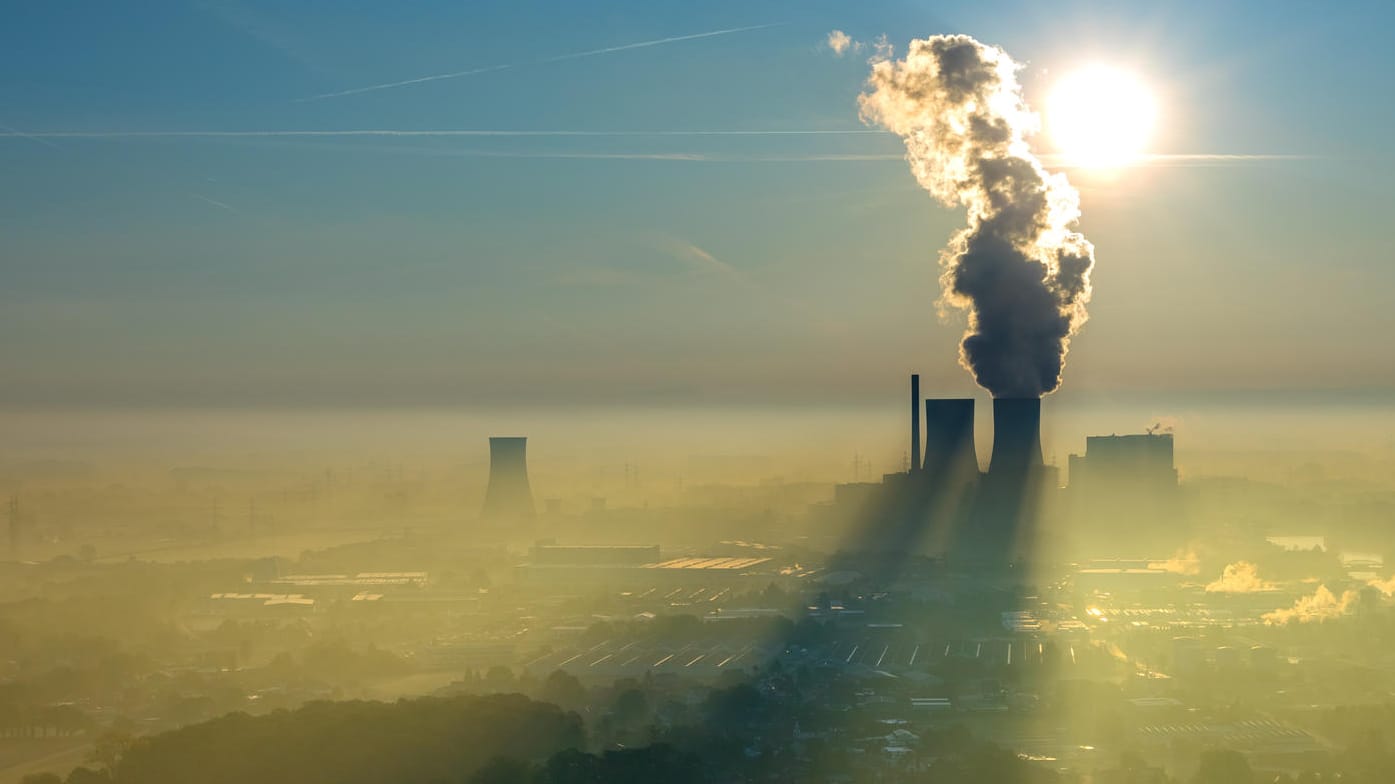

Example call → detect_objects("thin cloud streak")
240 144 901 162
261 147 1304 165
297 65 513 102
1042 152 1310 168
0 129 879 139
191 193 237 211
0 121 61 149
297 23 780 102
0 130 1307 165
537 23 780 64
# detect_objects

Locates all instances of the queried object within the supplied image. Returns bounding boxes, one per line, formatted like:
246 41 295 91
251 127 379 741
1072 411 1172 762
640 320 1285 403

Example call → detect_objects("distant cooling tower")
482 437 535 520
988 398 1043 475
923 398 979 480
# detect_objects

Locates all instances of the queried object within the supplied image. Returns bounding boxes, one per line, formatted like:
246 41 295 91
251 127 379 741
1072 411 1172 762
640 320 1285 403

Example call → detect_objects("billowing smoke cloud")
859 35 1094 397
1263 585 1361 625
1204 561 1275 593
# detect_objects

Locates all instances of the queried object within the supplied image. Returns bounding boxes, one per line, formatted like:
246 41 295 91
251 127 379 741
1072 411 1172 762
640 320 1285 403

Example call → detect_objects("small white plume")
1263 585 1361 625
1204 561 1275 593
1367 575 1395 596
1149 548 1200 576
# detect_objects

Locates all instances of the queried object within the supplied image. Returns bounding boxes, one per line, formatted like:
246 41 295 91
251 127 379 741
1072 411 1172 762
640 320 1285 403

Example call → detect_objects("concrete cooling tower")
482 437 535 520
988 398 1043 476
923 398 979 482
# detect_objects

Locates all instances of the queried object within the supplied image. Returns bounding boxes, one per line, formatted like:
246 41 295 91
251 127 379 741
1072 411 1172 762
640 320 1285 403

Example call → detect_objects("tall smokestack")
482 437 535 520
910 374 922 472
924 398 978 480
989 398 1042 476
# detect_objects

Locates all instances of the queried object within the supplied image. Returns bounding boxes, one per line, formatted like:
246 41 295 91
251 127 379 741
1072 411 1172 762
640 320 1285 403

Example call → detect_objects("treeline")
73 693 586 784
23 679 1064 784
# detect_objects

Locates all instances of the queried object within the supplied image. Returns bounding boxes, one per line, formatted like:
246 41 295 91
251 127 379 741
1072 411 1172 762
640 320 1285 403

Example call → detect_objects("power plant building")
824 376 1190 561
834 377 1059 561
1067 432 1182 554
1068 433 1177 491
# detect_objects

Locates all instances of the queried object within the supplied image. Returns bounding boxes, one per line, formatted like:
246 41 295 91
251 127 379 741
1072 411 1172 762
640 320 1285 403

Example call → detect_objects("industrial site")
4 3 1393 784
5 377 1395 784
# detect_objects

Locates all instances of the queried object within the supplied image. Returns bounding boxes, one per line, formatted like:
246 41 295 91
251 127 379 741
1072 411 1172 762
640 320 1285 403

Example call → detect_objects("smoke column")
859 35 1095 397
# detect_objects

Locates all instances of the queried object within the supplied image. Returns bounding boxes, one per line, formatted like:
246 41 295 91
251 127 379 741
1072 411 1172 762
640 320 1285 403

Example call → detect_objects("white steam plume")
1263 585 1361 625
858 35 1094 397
1149 548 1200 576
1204 561 1275 593
1367 575 1395 597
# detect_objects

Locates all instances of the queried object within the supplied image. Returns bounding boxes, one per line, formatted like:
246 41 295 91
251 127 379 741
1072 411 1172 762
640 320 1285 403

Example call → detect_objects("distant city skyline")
2 0 1392 406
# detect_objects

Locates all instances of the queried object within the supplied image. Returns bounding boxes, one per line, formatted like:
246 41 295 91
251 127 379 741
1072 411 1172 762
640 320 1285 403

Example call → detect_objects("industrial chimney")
988 398 1043 476
482 437 535 520
910 374 922 472
923 398 979 481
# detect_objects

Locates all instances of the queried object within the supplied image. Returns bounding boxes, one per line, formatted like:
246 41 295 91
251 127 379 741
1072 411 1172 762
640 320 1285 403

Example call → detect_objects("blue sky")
1 0 1392 407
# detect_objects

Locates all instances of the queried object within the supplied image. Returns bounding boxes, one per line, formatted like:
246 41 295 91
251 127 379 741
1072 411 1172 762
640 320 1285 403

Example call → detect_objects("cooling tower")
923 398 978 480
988 397 1043 476
910 374 922 472
482 437 535 520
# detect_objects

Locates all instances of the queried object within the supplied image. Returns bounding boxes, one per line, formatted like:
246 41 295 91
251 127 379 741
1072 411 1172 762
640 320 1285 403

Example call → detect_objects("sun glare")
1046 65 1157 169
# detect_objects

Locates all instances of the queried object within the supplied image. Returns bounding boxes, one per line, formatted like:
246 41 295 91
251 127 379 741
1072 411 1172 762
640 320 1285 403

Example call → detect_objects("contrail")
0 128 1303 166
297 64 514 102
0 121 60 149
0 128 876 139
535 23 778 64
297 23 779 102
1042 152 1307 168
192 193 237 212
0 128 1303 165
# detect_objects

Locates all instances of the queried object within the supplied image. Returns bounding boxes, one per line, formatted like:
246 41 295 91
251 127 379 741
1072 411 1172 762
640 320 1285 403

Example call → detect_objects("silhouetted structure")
988 398 1043 477
1069 433 1176 489
967 397 1054 562
910 374 922 473
6 496 18 558
482 437 535 521
836 382 1067 564
922 398 978 485
1068 432 1181 554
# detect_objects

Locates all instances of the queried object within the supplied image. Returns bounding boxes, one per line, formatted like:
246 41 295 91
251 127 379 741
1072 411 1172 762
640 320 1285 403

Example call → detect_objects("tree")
484 665 516 693
468 757 532 784
613 689 648 727
540 670 586 709
64 769 112 784
85 731 133 773
1194 749 1252 784
541 748 601 784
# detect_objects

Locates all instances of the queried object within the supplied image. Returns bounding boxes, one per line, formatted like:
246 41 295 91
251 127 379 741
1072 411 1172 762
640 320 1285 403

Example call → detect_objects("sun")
1045 65 1157 169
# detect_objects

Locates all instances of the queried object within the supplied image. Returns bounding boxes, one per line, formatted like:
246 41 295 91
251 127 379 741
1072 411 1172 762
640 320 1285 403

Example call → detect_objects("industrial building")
1067 431 1182 554
1068 433 1177 491
529 544 659 567
515 542 789 586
